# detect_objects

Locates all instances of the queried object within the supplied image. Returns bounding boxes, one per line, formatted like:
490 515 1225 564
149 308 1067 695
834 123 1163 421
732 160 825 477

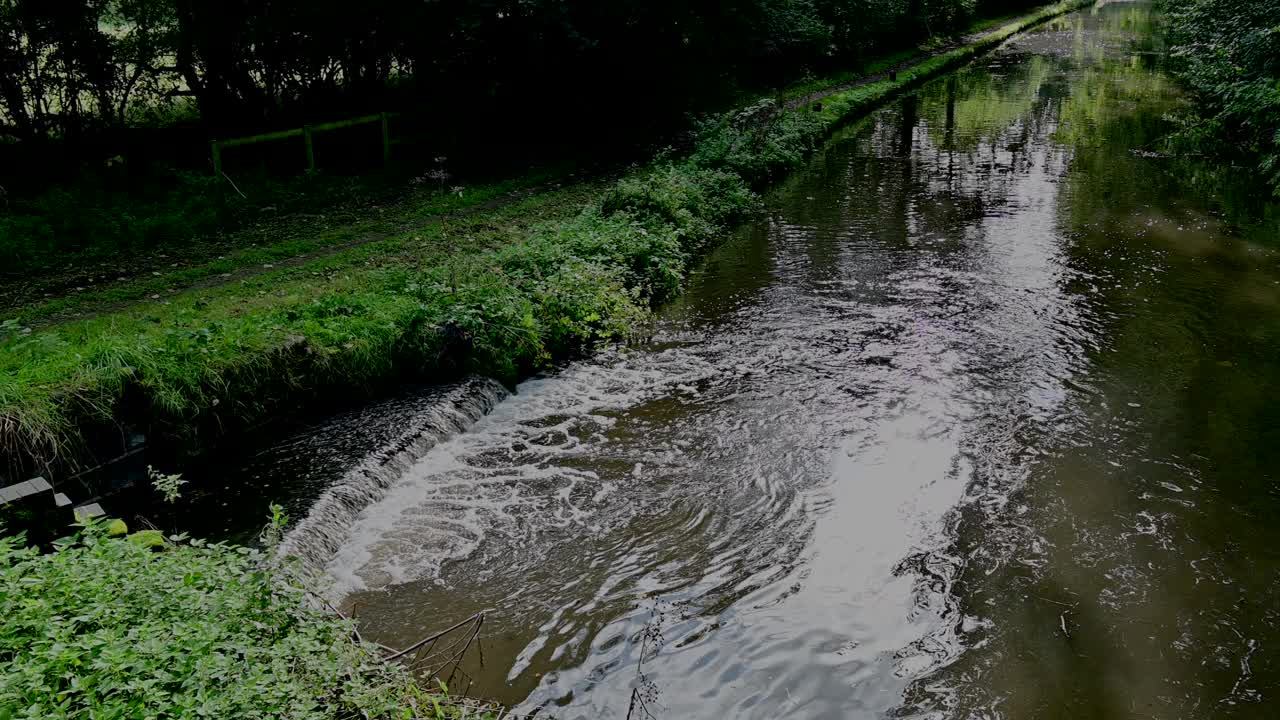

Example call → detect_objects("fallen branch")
383 611 486 662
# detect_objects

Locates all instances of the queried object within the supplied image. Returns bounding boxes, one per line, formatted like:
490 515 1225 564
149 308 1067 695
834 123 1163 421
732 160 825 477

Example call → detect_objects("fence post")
303 125 315 171
380 112 391 165
210 140 223 179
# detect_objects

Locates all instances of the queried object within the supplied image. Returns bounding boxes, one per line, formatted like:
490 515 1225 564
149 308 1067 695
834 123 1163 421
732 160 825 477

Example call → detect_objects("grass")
0 157 569 278
0 516 491 719
5 168 575 326
0 0 1090 481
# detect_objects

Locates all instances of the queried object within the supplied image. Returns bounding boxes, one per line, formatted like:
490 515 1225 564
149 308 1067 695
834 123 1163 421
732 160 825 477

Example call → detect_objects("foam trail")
325 345 719 596
278 376 508 576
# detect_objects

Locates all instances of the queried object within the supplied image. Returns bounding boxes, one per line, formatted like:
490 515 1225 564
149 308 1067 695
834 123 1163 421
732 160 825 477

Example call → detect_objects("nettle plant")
147 465 187 503
0 517 472 720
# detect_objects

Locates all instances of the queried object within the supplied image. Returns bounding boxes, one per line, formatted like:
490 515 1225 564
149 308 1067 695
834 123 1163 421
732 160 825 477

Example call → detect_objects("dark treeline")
1 0 1039 173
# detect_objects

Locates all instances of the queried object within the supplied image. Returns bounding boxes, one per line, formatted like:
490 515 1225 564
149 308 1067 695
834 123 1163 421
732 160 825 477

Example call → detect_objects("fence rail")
210 112 398 178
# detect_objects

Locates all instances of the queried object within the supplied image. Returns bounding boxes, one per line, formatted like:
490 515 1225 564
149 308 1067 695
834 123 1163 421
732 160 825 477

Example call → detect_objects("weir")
274 376 510 576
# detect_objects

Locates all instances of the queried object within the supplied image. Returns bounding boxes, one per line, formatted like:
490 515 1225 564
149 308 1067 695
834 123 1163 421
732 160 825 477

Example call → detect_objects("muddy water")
307 4 1280 718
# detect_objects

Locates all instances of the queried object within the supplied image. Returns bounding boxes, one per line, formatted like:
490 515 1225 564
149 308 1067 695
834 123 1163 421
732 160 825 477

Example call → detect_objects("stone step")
73 503 106 522
0 476 54 505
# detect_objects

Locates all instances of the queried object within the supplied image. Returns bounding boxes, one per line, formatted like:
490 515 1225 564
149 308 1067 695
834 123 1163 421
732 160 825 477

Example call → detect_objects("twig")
221 171 248 200
276 565 395 652
321 594 365 645
1059 612 1070 639
444 615 485 688
384 611 486 662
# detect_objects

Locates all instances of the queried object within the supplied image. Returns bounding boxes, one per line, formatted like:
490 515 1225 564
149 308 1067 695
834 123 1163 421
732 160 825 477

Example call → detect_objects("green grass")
0 0 1090 478
9 169 573 326
0 516 491 719
777 48 921 103
0 158 567 278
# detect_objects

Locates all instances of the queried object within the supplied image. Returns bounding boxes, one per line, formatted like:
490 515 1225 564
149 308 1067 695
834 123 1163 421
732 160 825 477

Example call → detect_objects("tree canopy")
0 0 1036 143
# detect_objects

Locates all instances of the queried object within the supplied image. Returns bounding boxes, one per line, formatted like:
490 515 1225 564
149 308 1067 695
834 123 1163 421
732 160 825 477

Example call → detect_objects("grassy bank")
2 167 577 325
0 0 1089 482
0 518 486 719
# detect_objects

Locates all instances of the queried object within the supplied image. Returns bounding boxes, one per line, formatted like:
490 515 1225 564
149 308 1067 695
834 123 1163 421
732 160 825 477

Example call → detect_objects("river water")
230 3 1280 717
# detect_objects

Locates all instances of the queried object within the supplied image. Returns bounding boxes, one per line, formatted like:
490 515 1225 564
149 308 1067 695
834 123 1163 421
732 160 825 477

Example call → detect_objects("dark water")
278 3 1280 717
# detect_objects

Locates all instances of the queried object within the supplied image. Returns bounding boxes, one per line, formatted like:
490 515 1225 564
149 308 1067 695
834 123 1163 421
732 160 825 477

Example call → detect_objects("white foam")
324 347 720 596
277 377 508 578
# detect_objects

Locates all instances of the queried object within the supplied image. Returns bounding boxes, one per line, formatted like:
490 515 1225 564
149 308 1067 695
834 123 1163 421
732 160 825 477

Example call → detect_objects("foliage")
0 519 476 719
0 0 1046 144
692 100 826 185
1161 0 1280 194
147 464 186 503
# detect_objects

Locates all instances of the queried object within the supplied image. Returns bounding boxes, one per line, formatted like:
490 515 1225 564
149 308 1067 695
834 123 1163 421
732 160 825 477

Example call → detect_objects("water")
143 377 508 546
271 3 1280 717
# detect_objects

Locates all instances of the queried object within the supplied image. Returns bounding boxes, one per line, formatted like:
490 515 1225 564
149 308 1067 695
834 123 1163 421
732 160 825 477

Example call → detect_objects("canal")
228 3 1280 717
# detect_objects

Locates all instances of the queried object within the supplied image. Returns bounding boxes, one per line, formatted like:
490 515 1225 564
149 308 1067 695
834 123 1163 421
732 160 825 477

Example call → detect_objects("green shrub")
604 163 758 245
0 519 472 719
1162 0 1280 194
554 209 690 302
691 99 825 185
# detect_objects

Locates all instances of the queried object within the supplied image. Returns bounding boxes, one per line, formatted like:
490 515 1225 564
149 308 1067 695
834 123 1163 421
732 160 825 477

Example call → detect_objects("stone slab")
73 503 105 521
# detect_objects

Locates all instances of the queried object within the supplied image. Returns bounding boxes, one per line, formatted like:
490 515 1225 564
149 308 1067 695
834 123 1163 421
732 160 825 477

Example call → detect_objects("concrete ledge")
0 478 55 505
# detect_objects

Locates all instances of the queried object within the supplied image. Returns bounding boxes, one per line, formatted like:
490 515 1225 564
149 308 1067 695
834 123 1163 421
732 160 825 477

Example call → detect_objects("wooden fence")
210 112 399 178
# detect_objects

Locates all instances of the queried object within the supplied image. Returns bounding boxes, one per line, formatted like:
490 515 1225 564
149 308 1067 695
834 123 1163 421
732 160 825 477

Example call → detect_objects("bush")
1162 0 1280 194
691 99 825 185
0 519 471 720
604 164 759 247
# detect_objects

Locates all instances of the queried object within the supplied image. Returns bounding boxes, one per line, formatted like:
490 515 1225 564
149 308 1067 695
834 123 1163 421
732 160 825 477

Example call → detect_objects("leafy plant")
147 464 188 503
1161 0 1280 194
692 99 825 185
0 519 483 719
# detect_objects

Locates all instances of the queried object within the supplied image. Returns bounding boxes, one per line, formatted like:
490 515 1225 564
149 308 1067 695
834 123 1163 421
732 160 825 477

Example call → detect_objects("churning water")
276 376 509 577
220 3 1280 717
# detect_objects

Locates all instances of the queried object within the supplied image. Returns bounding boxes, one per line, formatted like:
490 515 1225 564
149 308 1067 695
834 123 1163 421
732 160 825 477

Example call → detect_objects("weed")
0 518 487 719
147 465 187 503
